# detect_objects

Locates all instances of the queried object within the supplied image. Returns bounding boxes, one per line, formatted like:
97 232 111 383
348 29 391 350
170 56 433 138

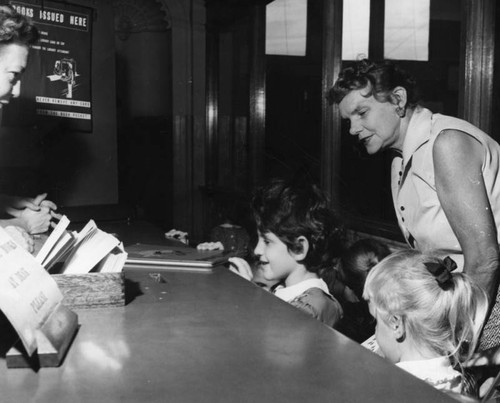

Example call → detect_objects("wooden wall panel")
192 115 206 241
459 0 496 134
167 0 206 240
218 115 232 187
321 0 343 209
173 115 191 231
249 5 266 186
234 116 248 189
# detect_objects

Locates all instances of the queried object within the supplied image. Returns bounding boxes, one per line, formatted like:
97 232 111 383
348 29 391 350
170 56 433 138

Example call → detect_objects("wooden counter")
0 264 455 402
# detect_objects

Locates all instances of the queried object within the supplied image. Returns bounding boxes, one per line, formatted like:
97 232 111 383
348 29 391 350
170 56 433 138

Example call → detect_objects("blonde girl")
363 250 488 395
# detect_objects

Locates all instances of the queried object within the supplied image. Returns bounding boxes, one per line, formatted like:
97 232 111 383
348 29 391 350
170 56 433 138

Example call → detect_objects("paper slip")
361 334 384 357
0 226 63 355
96 243 128 273
61 220 120 274
35 215 71 266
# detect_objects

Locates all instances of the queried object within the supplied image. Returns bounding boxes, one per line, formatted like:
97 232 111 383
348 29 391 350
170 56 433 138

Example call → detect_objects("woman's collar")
400 106 434 164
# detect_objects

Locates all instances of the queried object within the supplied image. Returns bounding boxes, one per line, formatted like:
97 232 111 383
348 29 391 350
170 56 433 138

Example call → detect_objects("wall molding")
112 0 171 40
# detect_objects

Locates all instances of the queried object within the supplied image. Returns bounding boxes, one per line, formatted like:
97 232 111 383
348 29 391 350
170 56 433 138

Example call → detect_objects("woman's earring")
396 106 406 118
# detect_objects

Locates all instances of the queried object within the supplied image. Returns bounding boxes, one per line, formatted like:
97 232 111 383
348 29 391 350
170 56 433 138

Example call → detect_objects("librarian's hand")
16 206 53 235
7 193 57 212
197 241 224 251
228 257 254 281
38 197 58 211
50 210 63 222
4 225 34 254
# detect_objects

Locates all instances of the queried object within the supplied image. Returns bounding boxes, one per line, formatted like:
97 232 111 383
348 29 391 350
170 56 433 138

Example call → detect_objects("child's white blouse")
273 278 331 302
396 356 462 393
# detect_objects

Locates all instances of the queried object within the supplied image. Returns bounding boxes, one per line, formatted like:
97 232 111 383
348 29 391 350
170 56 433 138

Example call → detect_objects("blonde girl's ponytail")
447 272 488 363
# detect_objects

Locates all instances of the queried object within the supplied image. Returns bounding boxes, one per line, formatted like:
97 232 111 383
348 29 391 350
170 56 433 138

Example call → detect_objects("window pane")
266 0 307 56
385 0 430 60
342 0 370 60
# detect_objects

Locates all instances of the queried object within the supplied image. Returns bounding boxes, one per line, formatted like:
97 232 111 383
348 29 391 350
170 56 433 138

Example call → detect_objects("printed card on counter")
0 226 63 356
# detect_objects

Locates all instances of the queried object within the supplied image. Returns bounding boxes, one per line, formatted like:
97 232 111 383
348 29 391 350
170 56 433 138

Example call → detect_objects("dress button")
398 181 401 185
399 171 402 176
401 217 405 222
400 206 405 211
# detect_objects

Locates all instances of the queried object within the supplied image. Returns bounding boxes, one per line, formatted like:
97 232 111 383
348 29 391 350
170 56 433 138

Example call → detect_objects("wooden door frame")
459 0 496 134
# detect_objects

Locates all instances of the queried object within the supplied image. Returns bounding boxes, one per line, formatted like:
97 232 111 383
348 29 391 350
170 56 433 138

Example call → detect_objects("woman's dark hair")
327 59 419 108
251 178 344 277
340 238 391 300
0 5 39 46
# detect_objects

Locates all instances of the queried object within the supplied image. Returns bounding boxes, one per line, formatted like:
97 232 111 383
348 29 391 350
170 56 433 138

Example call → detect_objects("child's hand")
251 265 278 291
197 241 224 251
228 257 254 281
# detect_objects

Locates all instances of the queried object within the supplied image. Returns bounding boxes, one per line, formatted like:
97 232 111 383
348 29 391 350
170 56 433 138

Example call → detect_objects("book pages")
96 243 127 273
61 221 120 274
35 215 71 266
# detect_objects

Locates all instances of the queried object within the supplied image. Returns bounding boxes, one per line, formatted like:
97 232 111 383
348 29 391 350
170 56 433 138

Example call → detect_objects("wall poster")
4 0 93 131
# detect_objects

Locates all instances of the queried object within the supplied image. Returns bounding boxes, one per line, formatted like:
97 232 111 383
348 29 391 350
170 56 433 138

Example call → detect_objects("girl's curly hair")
252 178 345 278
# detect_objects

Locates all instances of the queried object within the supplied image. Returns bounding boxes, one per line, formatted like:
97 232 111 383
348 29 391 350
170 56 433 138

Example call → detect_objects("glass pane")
385 0 430 60
342 0 370 60
266 0 307 56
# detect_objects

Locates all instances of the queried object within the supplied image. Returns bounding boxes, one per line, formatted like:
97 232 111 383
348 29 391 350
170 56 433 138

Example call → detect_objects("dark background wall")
0 0 118 208
114 2 172 228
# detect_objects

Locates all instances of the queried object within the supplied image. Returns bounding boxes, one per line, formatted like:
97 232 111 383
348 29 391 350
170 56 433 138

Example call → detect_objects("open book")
35 216 127 274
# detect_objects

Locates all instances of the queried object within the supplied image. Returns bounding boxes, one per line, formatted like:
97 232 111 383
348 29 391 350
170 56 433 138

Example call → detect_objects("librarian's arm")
434 130 500 302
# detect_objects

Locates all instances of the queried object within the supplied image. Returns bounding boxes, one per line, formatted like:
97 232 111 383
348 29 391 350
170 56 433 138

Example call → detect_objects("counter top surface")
0 263 455 403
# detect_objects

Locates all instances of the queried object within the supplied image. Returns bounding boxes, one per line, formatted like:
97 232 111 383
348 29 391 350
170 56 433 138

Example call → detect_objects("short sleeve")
289 288 343 327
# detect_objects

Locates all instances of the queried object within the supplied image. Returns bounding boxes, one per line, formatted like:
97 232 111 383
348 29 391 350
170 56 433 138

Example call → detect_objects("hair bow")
425 256 457 290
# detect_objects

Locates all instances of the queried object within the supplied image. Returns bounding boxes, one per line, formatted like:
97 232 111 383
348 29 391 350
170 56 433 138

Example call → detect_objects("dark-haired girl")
229 178 344 327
